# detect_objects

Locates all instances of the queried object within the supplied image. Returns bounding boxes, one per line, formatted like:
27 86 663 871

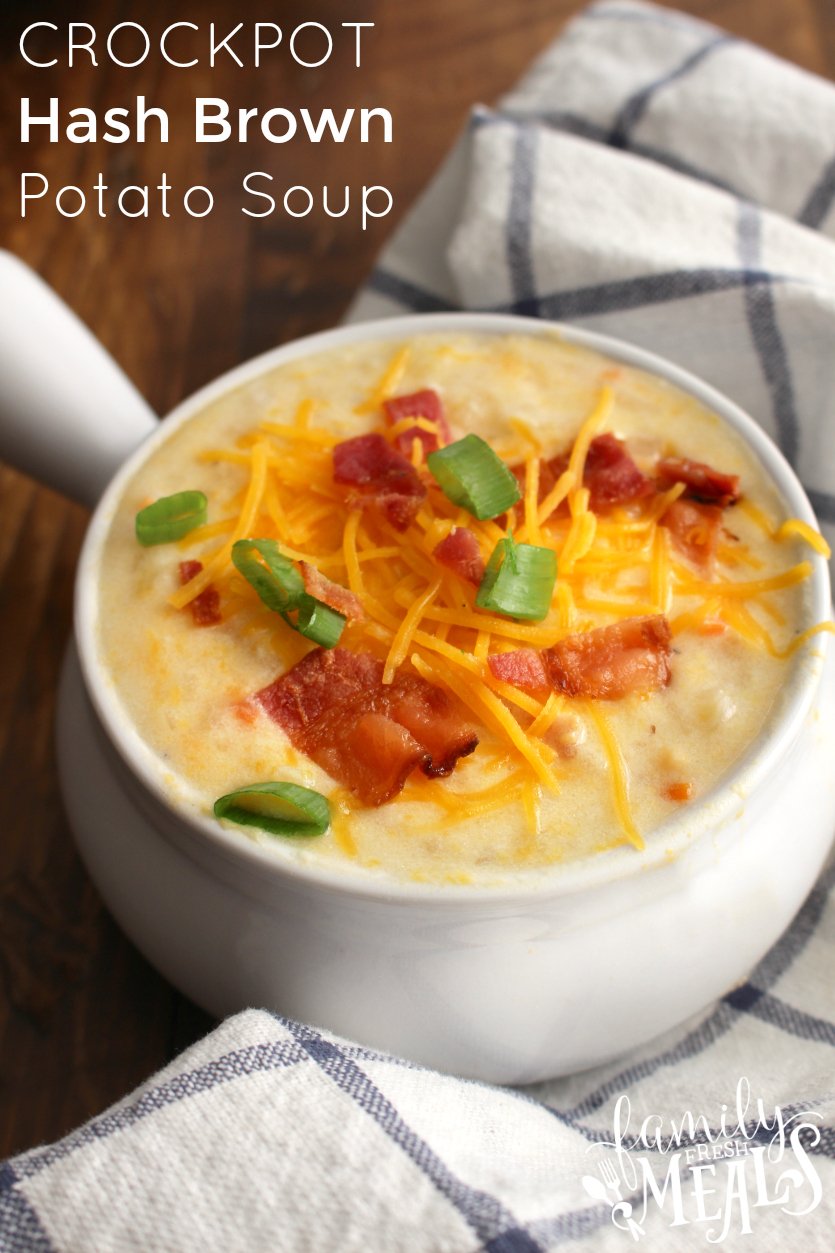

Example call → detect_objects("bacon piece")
661 498 722 570
543 615 672 700
581 434 654 510
487 649 549 694
178 560 221 627
333 433 414 487
299 561 364 621
513 434 652 515
257 648 381 737
433 527 485 586
386 676 478 777
187 590 221 627
256 648 478 805
384 389 451 457
656 456 740 507
374 488 425 531
333 433 426 531
312 710 429 806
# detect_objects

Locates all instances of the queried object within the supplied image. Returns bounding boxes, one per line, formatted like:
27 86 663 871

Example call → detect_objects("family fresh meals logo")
581 1079 823 1243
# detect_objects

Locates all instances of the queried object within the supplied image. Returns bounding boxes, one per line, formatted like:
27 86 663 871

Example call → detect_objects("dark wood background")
1 0 833 1158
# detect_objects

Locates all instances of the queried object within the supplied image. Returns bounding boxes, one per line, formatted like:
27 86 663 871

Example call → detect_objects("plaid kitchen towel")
3 2 835 1250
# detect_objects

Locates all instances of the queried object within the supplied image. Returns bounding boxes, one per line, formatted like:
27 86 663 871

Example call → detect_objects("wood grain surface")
1 0 833 1159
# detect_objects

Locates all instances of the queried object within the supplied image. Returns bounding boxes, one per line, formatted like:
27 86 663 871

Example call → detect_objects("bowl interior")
75 313 833 903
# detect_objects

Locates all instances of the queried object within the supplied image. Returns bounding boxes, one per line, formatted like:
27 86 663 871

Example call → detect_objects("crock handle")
0 250 159 508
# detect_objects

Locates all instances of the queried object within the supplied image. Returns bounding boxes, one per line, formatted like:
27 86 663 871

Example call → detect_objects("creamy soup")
97 332 829 884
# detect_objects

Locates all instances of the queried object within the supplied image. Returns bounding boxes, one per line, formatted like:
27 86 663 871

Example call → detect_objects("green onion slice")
476 535 557 621
232 539 345 648
426 434 521 520
214 782 330 838
231 539 305 614
135 491 207 546
293 594 346 648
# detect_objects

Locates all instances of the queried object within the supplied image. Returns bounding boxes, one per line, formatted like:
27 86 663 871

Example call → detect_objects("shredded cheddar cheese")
680 562 813 599
775 518 831 558
521 456 541 545
293 398 314 429
644 481 686 522
166 368 827 858
354 345 411 414
387 415 442 442
169 440 270 609
410 651 559 792
342 509 365 599
650 525 672 614
521 779 543 848
507 416 543 451
778 620 835 657
528 691 563 737
586 703 645 851
329 791 360 857
383 578 442 683
260 423 339 447
737 497 775 534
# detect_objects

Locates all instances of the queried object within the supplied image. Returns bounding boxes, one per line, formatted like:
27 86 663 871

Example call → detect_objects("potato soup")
96 332 831 884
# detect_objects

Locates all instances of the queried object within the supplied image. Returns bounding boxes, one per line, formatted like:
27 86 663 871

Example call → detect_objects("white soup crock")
1 249 833 1085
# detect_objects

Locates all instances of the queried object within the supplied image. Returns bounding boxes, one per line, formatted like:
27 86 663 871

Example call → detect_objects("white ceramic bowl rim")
75 312 832 905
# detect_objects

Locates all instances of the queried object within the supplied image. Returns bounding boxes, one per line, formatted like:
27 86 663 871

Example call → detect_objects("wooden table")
1 0 833 1159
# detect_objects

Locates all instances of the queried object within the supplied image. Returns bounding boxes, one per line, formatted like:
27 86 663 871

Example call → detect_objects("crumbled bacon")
299 561 365 621
656 456 740 507
314 711 429 806
661 498 722 570
333 433 426 531
374 488 425 531
258 648 380 735
178 560 221 627
433 527 485 586
581 434 654 510
255 648 478 805
381 680 471 777
384 389 451 457
486 619 672 702
333 433 400 485
513 434 652 514
543 615 672 700
487 649 549 694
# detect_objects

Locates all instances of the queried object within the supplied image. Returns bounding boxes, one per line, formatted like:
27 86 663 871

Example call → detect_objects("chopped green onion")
135 491 207 545
476 535 557 621
231 539 304 614
232 539 345 648
293 594 346 648
426 434 521 520
214 782 330 838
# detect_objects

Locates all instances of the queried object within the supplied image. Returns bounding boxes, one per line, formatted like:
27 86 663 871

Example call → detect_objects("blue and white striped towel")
3 3 835 1249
